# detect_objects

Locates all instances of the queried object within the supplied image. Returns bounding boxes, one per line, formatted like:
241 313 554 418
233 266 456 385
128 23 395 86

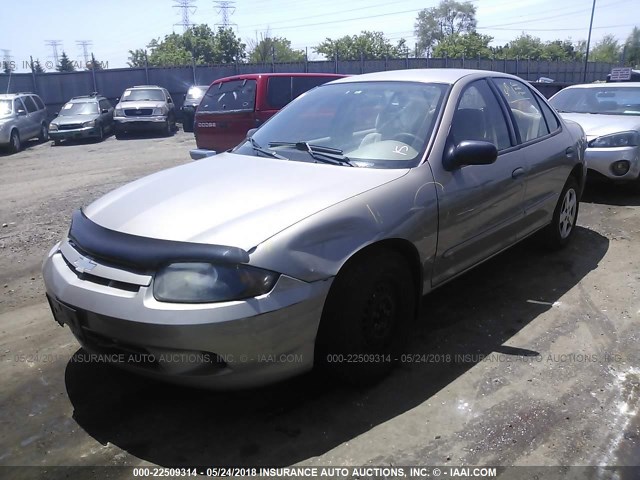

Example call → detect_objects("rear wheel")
315 249 415 385
9 130 21 153
182 114 194 133
542 176 580 249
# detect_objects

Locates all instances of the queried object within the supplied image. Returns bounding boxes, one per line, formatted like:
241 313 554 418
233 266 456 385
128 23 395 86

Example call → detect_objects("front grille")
62 255 140 292
59 123 83 130
124 108 153 117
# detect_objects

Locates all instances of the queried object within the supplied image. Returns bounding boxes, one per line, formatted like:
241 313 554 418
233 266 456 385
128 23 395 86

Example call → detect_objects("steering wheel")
393 132 422 145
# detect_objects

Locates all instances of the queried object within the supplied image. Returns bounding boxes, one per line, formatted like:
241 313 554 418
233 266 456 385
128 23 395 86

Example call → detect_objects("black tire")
39 123 49 142
182 115 194 133
542 176 580 249
9 130 21 153
163 118 173 137
52 139 61 146
115 127 124 140
95 125 105 142
315 249 415 385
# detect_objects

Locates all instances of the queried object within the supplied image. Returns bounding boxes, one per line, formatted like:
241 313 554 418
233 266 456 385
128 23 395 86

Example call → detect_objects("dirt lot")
0 132 639 478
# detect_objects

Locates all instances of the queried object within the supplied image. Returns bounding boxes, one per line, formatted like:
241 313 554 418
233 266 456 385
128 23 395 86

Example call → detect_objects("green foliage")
432 32 493 58
248 34 305 63
589 35 621 63
128 25 246 67
31 59 45 73
314 31 408 60
625 27 640 67
57 51 76 72
414 0 477 55
492 34 584 61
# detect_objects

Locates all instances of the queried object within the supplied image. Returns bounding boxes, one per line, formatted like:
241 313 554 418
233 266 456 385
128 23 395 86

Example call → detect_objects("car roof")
328 68 523 85
128 85 163 89
0 92 37 99
562 82 640 89
211 72 345 84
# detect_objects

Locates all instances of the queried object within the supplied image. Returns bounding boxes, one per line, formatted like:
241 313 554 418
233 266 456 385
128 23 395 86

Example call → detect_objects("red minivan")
190 73 345 159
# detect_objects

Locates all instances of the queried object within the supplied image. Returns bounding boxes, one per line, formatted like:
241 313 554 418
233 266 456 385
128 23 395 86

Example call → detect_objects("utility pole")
583 0 596 82
173 0 197 32
76 40 93 65
45 40 62 68
213 1 236 29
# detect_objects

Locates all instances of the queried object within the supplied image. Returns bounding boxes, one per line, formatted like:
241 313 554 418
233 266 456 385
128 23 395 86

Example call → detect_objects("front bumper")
585 145 640 181
50 126 100 140
0 122 13 145
115 115 168 131
42 240 332 389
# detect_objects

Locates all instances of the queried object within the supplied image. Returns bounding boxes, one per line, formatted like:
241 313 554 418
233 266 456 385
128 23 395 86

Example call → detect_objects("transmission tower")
173 0 197 32
45 40 62 67
76 40 93 64
213 1 236 29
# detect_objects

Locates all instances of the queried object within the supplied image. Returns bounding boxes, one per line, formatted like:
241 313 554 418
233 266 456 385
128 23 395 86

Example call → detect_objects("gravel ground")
0 133 638 479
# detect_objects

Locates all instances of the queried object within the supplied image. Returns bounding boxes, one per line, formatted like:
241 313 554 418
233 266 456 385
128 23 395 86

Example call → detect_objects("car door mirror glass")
17 109 26 116
444 140 498 170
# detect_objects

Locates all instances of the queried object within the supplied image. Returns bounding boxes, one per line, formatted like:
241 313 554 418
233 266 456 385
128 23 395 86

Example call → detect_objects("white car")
549 82 640 182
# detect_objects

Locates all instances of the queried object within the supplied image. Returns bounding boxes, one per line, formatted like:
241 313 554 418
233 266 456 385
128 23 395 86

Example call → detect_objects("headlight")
588 131 639 148
153 262 279 303
115 108 124 117
49 123 58 131
152 107 166 115
83 120 96 127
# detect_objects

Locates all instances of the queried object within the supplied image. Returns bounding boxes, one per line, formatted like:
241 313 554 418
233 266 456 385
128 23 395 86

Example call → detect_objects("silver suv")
0 93 49 153
113 85 176 138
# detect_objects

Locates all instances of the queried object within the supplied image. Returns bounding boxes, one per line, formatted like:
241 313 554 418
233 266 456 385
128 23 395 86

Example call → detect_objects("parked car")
190 73 345 159
181 85 208 133
49 93 114 145
43 69 586 389
0 92 48 153
113 85 176 138
549 82 640 182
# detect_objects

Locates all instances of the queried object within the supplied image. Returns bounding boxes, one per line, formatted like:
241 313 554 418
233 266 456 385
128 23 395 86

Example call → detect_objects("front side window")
199 79 257 113
121 89 165 102
452 80 511 151
33 96 45 110
549 86 640 116
234 81 448 168
60 102 99 115
22 96 38 113
14 98 25 113
493 78 548 143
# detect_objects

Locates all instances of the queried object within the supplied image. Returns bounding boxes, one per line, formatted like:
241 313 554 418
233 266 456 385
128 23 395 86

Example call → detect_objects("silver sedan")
549 82 640 181
43 69 586 389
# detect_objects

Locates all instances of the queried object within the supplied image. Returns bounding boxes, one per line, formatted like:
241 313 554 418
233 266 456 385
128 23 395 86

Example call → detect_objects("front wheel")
9 130 21 153
315 249 415 385
542 176 580 249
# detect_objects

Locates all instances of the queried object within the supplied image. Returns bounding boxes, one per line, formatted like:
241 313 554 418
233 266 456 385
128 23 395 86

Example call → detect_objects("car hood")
84 153 409 251
52 114 98 125
558 112 640 140
116 100 166 110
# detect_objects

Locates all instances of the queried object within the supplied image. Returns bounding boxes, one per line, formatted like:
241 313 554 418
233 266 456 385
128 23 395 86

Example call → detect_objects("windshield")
121 89 165 102
550 86 640 115
0 99 11 117
199 79 257 113
60 102 99 116
186 86 207 101
233 81 447 169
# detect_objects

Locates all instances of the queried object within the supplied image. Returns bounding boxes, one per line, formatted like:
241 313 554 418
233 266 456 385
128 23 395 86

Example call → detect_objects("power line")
76 40 93 64
173 0 197 32
45 40 62 67
213 0 236 29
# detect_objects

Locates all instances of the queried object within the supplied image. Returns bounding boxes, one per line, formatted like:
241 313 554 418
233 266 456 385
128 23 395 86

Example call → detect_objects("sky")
0 0 636 72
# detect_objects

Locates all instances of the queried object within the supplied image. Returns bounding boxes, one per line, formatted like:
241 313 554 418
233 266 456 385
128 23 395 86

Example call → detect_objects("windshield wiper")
268 141 354 167
248 137 288 160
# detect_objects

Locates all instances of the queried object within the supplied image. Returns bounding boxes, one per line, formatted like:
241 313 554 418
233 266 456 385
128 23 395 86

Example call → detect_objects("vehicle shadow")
0 138 49 157
65 226 608 467
581 179 640 207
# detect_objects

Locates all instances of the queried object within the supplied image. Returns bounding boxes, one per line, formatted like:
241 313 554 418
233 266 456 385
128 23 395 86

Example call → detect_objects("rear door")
21 96 40 138
195 79 257 151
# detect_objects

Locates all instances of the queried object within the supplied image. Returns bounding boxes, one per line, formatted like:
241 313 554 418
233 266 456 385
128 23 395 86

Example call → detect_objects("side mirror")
53 112 59 118
183 94 187 100
443 140 498 171
246 128 258 138
167 98 173 104
17 109 27 116
101 109 109 114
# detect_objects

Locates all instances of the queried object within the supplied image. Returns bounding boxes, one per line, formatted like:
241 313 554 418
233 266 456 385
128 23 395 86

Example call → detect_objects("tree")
2 61 12 74
57 51 76 72
86 56 104 71
624 27 640 67
30 59 45 73
589 35 621 63
498 33 545 60
127 48 147 67
414 0 477 55
314 31 407 60
432 32 493 58
248 32 305 63
541 39 582 61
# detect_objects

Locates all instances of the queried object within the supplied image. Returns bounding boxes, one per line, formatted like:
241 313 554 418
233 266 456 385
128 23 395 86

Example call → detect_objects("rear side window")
22 96 38 113
33 96 45 110
535 96 560 132
199 79 257 113
493 78 549 143
267 76 293 109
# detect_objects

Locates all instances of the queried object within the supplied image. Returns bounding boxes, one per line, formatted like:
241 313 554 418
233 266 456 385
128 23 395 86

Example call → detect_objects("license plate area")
46 294 85 341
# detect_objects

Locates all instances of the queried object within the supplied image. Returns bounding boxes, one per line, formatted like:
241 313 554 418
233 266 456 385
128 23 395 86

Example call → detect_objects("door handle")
565 147 575 156
512 167 526 179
